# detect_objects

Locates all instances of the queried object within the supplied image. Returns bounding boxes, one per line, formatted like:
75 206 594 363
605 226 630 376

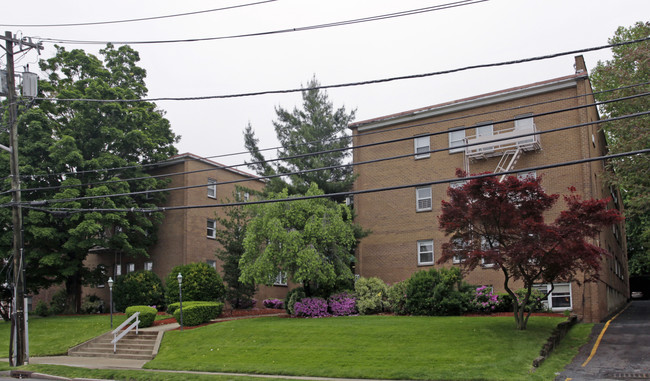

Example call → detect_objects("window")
126 263 135 273
206 260 216 270
416 187 432 212
476 123 494 153
144 261 153 271
207 219 217 239
115 264 122 277
517 171 537 181
610 186 619 209
207 178 217 198
414 136 430 159
237 191 250 202
480 237 496 267
534 283 572 310
274 271 288 286
450 180 467 189
514 114 534 130
452 238 468 264
448 128 465 154
417 240 434 265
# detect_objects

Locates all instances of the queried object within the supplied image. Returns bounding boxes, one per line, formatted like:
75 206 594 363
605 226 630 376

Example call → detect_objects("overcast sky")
2 0 648 169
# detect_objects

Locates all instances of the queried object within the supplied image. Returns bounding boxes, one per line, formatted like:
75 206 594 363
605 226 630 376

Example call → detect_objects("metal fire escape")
463 117 541 181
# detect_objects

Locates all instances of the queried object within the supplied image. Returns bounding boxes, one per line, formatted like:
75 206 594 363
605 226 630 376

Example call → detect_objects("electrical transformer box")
22 72 38 98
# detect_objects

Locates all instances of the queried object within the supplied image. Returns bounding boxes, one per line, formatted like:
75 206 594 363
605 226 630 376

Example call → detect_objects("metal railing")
110 311 139 353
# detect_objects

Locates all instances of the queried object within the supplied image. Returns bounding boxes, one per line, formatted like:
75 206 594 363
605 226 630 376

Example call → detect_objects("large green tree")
591 22 650 276
244 77 356 199
239 183 359 295
0 44 178 312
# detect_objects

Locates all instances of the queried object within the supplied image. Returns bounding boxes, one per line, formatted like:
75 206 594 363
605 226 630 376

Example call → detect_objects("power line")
7 91 649 198
13 110 650 207
33 37 650 103
35 0 487 45
0 1 278 28
13 80 649 187
21 148 650 214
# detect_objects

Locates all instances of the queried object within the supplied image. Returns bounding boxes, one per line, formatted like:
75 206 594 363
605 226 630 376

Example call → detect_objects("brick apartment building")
79 153 289 309
348 56 629 322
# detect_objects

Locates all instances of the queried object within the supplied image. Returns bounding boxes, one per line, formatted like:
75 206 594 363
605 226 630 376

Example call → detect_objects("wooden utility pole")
2 30 42 366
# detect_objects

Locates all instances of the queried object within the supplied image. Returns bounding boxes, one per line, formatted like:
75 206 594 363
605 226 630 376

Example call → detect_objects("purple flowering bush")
328 292 357 316
263 298 285 309
472 286 499 313
293 297 329 318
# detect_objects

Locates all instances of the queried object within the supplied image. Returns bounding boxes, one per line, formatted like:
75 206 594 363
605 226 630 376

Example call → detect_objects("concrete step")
68 330 161 361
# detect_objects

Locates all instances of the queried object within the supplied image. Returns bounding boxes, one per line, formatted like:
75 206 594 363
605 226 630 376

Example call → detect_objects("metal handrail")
110 311 139 353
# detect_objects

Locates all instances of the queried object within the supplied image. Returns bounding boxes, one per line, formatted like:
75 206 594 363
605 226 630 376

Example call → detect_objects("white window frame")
514 114 534 131
416 187 432 212
534 283 572 311
274 271 288 286
417 239 434 265
207 219 217 239
414 136 430 159
448 128 466 154
144 261 153 271
115 264 122 277
206 259 217 270
476 123 494 154
126 263 135 273
207 178 217 199
452 238 468 264
480 237 496 268
517 171 537 181
450 180 467 189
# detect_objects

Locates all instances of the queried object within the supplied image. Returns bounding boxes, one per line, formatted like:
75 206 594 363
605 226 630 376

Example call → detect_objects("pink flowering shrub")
263 298 284 309
472 286 499 313
293 297 329 318
328 292 357 316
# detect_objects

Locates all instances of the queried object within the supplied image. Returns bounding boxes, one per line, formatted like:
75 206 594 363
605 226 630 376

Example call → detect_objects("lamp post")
177 273 183 331
107 277 114 329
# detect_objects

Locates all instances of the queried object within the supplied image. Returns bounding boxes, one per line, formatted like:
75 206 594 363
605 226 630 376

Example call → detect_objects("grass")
0 314 126 356
147 315 580 380
1 314 593 380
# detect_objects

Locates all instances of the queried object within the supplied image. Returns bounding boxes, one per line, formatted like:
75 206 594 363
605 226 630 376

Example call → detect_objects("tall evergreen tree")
0 44 178 312
244 77 356 200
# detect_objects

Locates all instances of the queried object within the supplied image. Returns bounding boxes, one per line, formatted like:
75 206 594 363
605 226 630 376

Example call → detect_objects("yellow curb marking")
581 304 629 367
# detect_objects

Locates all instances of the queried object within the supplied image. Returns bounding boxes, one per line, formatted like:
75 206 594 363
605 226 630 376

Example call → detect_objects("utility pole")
2 30 42 367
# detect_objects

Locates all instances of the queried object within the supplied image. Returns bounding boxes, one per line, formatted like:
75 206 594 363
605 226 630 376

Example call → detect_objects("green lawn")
148 315 584 380
0 314 126 356
1 314 592 380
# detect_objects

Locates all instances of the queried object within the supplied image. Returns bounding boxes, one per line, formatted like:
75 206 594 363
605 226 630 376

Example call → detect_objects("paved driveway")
558 300 650 380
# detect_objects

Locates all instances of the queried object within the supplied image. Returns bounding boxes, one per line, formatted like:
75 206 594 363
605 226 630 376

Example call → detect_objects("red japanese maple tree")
438 170 622 330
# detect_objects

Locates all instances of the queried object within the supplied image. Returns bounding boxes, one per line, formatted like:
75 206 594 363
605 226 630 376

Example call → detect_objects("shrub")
263 299 284 309
495 292 513 312
387 280 409 315
285 287 306 315
471 286 499 314
49 288 69 315
405 267 472 316
231 297 256 310
34 301 49 317
293 297 329 318
328 292 356 316
167 301 224 316
165 263 226 304
80 294 104 314
113 270 165 312
125 305 157 328
354 277 387 315
172 302 224 326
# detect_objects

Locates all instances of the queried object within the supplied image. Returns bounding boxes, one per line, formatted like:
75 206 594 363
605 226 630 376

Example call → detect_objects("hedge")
172 301 224 326
125 305 157 328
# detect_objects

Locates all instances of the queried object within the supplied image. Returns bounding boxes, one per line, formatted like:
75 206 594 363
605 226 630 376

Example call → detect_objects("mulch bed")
463 312 566 317
153 308 286 329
